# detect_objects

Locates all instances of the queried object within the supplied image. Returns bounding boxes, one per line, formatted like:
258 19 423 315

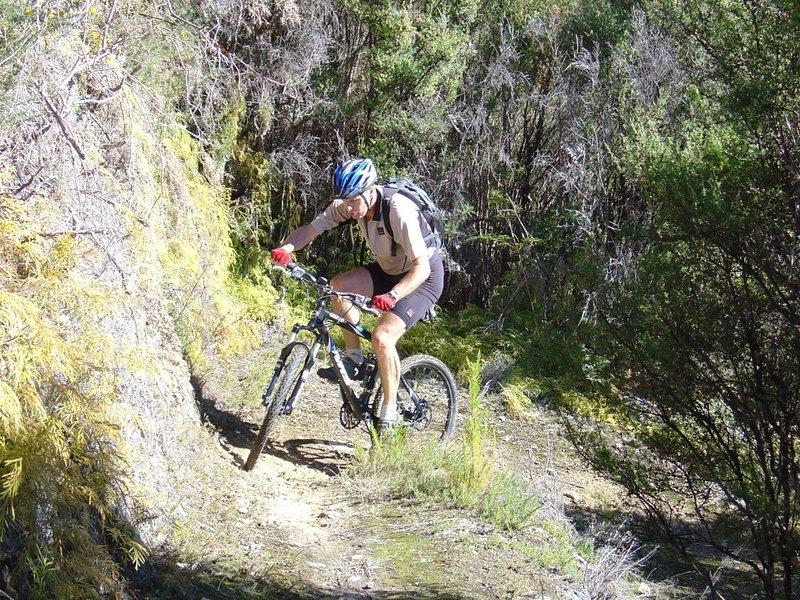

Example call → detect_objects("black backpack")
380 178 443 257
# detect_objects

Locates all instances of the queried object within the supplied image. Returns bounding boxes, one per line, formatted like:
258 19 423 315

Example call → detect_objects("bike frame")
261 263 435 434
266 290 380 426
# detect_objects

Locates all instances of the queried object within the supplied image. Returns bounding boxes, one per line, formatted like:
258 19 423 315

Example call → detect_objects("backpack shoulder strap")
380 184 441 257
379 186 400 256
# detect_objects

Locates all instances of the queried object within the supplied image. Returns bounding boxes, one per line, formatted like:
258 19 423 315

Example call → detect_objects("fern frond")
0 456 22 508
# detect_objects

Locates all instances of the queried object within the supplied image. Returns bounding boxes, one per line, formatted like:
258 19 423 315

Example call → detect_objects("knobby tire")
377 354 458 443
243 344 308 470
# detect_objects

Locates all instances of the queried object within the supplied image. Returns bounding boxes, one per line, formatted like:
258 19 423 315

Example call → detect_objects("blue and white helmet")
331 158 378 198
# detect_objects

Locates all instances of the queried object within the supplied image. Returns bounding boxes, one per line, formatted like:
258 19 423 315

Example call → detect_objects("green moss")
153 128 268 369
228 275 280 322
213 94 245 166
501 382 534 417
367 509 467 591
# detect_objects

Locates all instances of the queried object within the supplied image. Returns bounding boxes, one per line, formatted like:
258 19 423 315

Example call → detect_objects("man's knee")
372 326 393 352
330 273 348 291
372 319 405 351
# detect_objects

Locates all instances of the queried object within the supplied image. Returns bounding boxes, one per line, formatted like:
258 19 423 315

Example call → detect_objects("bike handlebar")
273 263 381 316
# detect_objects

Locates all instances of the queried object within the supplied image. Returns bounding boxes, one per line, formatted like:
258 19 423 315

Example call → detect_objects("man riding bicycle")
269 158 444 433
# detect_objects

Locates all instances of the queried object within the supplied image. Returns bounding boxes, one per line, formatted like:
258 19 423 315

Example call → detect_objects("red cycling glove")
372 293 397 312
270 248 292 266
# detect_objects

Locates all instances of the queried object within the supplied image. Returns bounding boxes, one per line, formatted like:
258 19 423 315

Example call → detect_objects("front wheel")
376 354 458 444
244 343 308 470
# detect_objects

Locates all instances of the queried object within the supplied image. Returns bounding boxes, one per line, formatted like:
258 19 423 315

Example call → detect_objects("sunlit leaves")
577 1 800 594
0 192 143 594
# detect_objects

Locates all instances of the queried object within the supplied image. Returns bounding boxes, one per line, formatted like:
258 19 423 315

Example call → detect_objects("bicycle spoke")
244 343 309 470
377 355 457 444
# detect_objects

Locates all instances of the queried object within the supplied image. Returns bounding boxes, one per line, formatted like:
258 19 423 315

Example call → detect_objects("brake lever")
271 263 309 286
350 293 370 307
361 296 382 316
330 291 380 316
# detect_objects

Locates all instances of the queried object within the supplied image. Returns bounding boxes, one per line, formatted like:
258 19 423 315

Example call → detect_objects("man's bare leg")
371 312 407 421
330 267 373 355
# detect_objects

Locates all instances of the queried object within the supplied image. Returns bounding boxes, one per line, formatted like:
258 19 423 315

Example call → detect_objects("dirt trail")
231 430 377 596
194 373 446 599
181 350 624 600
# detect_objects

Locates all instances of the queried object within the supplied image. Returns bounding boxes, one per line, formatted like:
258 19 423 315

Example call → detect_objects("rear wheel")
375 354 458 444
244 344 308 470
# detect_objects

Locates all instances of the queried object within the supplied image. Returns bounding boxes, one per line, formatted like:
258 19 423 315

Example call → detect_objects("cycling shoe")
317 357 364 382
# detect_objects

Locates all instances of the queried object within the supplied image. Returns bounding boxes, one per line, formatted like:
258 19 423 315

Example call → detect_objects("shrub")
0 195 145 597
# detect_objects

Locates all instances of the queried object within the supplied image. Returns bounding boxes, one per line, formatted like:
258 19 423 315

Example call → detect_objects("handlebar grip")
271 261 295 271
273 262 308 282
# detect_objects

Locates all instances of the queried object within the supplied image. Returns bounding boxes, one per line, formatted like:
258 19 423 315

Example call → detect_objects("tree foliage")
562 2 800 597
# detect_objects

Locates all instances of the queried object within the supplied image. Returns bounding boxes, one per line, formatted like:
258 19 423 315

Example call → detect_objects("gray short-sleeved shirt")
310 187 435 275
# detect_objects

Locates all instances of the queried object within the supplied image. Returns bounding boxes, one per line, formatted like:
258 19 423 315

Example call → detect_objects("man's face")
343 190 370 220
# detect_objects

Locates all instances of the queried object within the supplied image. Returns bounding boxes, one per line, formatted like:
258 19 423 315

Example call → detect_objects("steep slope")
0 19 269 594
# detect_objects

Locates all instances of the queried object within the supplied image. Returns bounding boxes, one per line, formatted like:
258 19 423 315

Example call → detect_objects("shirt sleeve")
310 199 349 233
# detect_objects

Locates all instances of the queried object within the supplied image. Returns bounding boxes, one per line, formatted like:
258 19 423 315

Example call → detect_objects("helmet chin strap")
362 188 378 220
363 187 377 209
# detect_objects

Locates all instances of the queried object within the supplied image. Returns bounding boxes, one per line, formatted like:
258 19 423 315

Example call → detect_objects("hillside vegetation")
1 0 799 598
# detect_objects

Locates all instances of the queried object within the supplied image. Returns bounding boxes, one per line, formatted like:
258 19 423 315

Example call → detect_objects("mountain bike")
243 262 458 471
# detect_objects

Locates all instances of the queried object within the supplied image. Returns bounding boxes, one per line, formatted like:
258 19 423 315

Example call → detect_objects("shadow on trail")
191 374 361 474
129 552 466 600
240 436 358 475
278 437 356 475
190 374 257 445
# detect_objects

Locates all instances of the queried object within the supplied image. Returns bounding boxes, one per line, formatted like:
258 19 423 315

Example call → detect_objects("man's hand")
372 293 397 312
270 248 292 266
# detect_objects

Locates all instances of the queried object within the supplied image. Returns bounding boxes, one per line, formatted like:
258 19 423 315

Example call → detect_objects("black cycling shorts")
365 253 444 329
